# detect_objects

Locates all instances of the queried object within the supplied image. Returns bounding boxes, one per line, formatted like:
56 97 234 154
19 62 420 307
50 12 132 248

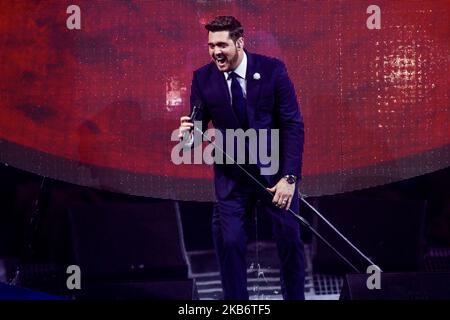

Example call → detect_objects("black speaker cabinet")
340 272 450 300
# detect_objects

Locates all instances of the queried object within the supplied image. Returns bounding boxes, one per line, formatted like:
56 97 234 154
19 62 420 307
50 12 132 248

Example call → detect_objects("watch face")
286 175 295 184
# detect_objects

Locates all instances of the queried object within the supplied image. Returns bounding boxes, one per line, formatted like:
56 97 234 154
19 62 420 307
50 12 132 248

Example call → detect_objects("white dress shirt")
224 52 247 98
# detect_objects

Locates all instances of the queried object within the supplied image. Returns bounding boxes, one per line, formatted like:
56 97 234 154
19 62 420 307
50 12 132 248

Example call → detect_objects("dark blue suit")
190 51 305 300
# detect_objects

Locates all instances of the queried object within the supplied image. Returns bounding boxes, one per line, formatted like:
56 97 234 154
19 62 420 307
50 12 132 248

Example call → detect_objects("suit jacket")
190 51 304 200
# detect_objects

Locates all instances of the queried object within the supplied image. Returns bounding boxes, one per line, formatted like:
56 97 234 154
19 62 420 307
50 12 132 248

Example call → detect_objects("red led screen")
0 0 449 200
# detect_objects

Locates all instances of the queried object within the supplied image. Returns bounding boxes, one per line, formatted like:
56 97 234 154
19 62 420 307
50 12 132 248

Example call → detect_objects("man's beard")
227 49 239 70
214 48 239 72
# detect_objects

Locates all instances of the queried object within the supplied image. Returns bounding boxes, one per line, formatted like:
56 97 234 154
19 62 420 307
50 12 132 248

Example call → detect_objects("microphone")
182 102 202 141
189 104 200 125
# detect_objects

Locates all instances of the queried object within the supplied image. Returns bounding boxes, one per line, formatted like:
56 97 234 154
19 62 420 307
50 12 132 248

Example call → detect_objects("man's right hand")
178 116 194 140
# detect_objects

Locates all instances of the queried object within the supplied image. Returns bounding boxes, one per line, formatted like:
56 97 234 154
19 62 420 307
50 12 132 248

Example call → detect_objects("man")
178 16 305 300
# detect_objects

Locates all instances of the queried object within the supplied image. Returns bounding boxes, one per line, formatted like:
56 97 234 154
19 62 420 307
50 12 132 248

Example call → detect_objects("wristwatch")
283 174 297 184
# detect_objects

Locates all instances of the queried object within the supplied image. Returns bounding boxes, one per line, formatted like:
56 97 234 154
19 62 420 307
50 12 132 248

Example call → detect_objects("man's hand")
266 178 295 211
178 116 193 140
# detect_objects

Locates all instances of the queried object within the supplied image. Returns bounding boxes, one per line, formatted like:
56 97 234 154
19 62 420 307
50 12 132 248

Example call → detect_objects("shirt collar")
225 51 247 80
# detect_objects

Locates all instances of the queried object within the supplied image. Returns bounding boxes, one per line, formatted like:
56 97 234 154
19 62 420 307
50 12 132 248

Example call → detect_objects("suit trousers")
212 165 305 300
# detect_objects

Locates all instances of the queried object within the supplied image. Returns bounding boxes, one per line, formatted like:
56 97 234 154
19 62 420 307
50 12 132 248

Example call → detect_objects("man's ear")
236 38 244 49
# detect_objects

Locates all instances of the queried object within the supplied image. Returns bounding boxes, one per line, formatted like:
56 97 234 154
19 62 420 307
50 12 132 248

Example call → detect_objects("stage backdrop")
0 0 449 201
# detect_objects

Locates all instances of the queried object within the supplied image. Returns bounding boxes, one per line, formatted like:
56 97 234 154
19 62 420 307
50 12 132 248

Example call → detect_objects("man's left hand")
266 178 295 211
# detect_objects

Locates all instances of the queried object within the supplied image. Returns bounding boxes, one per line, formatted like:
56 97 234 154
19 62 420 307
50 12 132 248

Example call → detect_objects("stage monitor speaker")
313 195 426 274
340 272 450 300
68 201 191 281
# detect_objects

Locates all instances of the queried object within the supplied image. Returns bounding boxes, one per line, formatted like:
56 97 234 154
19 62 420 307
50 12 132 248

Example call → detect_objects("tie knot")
228 72 239 80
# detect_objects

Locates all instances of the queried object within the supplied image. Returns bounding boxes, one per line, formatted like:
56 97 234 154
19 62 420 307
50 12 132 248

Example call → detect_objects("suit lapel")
209 63 242 128
211 65 231 107
245 52 262 127
208 65 238 125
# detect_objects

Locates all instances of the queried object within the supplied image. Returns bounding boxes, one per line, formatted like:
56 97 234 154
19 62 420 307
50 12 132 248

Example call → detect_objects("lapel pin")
253 72 261 80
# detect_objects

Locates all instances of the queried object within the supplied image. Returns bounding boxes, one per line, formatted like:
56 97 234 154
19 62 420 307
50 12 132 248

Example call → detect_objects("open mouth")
216 56 227 67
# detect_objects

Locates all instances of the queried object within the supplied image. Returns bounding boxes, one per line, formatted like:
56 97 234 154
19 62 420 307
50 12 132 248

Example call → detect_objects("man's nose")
214 48 222 56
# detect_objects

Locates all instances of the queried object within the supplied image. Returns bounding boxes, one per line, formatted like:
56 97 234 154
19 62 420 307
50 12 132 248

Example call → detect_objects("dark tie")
229 72 248 129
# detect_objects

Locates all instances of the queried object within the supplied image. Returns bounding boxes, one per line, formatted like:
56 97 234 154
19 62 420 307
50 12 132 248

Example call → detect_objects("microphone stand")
299 194 381 272
185 107 381 273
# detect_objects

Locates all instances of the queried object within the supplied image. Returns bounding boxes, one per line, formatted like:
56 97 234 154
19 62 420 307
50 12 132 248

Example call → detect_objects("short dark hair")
205 16 244 42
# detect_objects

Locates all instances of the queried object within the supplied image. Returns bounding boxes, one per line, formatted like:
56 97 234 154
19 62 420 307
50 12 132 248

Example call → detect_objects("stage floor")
1 244 449 300
188 242 343 300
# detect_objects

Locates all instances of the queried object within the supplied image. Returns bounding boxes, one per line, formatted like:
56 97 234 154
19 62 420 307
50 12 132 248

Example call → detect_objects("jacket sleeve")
187 71 211 148
274 61 304 180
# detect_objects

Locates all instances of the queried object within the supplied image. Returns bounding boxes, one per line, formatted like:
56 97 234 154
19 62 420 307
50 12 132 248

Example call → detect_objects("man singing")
178 16 305 300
